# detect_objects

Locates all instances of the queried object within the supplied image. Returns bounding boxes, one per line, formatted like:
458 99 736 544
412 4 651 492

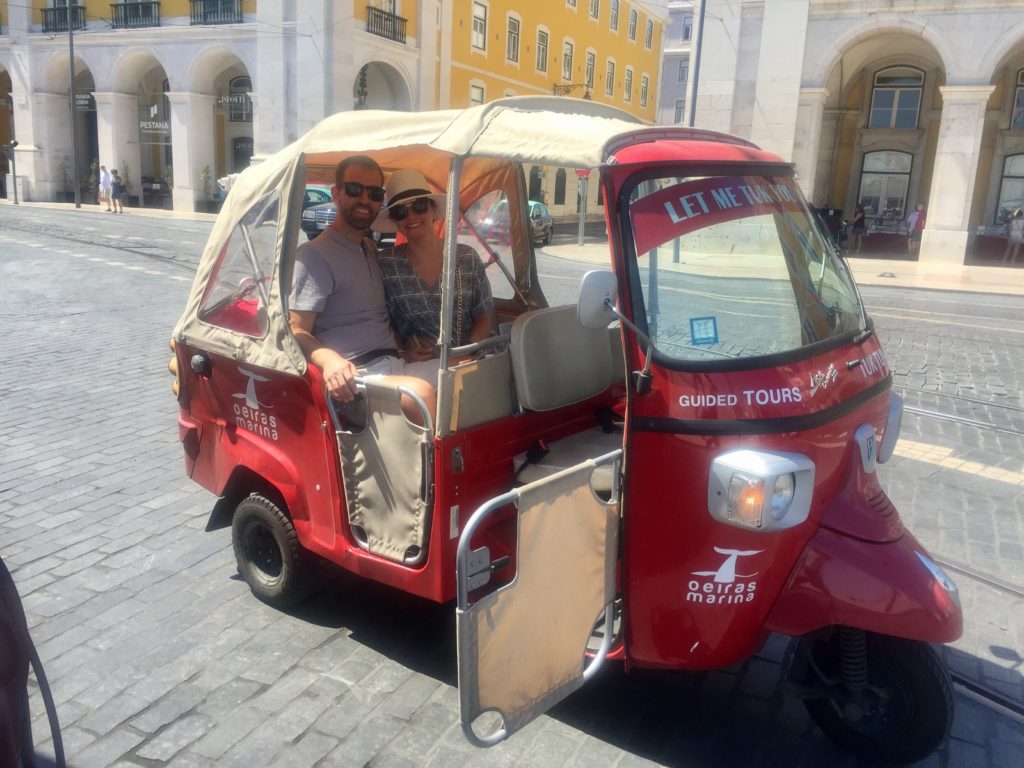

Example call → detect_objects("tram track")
894 385 1024 439
0 217 200 274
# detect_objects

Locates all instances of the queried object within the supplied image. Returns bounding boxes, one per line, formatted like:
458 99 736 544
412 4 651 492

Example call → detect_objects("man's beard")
343 203 375 230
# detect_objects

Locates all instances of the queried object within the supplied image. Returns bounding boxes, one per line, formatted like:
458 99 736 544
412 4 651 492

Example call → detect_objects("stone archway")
40 52 99 202
353 61 412 111
109 50 172 208
811 32 947 256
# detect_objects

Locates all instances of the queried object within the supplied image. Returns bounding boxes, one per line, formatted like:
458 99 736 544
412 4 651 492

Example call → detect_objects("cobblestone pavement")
1 205 1022 767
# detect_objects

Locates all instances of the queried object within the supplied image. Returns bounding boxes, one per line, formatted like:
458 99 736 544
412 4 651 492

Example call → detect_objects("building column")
920 85 995 266
94 92 141 203
418 0 440 110
438 0 453 108
29 92 73 200
749 0 809 158
793 87 828 204
255 1 290 158
167 92 215 213
295 0 328 138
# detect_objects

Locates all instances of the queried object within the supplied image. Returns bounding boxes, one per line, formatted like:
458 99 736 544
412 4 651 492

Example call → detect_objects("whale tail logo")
232 367 273 410
692 547 763 583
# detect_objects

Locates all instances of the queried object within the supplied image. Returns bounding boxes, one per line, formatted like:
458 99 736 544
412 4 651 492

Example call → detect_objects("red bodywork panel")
176 341 621 604
765 527 962 643
616 336 906 670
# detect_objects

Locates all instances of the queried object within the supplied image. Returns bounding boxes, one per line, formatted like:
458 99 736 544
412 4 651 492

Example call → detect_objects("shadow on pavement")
280 566 871 767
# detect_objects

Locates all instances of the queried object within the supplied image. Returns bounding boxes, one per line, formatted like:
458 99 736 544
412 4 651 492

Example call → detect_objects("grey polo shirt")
289 227 395 358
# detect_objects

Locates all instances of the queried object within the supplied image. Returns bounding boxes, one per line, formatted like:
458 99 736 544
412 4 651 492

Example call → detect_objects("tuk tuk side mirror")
577 270 618 329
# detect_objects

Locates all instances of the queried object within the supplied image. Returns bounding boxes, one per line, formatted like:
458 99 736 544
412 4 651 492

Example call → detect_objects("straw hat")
372 169 447 233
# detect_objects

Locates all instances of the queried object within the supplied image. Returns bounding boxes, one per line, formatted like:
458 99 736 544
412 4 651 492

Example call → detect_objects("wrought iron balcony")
366 5 407 44
42 5 85 33
190 0 242 26
111 2 160 29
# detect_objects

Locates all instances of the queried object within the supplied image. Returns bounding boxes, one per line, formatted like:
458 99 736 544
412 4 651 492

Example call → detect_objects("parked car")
303 185 332 209
300 199 335 240
481 199 553 244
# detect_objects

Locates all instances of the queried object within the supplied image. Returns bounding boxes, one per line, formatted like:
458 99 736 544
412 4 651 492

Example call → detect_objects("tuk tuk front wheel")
231 493 313 608
802 631 953 764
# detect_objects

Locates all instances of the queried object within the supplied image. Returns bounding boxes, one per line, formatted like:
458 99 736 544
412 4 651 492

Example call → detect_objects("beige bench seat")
509 305 624 493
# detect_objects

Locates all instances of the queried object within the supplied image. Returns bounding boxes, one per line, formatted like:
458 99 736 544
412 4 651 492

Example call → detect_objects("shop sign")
74 93 95 112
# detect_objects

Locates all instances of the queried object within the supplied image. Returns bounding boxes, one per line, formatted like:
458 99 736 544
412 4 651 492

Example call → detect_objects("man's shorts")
359 355 440 386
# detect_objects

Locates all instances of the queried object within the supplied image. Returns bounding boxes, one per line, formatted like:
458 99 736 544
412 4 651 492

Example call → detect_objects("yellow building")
440 0 666 214
444 0 664 122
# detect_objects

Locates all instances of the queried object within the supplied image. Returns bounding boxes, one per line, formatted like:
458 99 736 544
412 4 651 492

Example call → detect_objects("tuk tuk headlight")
709 451 814 532
770 473 796 520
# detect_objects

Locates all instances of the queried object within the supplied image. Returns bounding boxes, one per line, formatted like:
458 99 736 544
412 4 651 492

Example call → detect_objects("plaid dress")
378 243 494 346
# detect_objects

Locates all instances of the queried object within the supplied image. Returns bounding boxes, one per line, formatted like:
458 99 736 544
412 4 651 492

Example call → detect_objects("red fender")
765 526 962 643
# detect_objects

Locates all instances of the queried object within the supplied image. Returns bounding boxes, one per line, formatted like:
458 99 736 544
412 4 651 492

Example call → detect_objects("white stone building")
661 0 1024 266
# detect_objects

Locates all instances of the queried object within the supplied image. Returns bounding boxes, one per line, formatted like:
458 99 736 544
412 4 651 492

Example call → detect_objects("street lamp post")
575 168 590 246
68 5 82 208
5 140 19 204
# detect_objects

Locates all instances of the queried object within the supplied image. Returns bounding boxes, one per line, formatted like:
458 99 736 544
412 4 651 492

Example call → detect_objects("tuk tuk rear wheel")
232 493 312 608
802 632 953 764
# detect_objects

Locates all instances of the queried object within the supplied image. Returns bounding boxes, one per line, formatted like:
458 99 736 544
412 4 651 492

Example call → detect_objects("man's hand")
289 309 359 401
317 349 359 402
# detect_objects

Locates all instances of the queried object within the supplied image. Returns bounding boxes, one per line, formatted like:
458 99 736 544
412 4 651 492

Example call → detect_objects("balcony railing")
111 2 160 29
190 0 242 26
42 5 86 33
366 5 407 44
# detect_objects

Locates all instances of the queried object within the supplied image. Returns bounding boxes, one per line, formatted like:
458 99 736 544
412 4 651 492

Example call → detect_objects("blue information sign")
689 316 719 346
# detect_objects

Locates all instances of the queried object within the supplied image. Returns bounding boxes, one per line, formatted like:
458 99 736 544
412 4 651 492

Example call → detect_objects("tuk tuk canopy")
173 97 646 376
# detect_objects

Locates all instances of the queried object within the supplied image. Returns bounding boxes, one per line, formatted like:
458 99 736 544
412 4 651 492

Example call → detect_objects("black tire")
231 493 313 608
803 632 953 764
543 227 553 245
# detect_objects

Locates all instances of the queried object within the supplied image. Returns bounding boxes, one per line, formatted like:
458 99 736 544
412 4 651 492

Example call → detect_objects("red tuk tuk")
171 97 962 763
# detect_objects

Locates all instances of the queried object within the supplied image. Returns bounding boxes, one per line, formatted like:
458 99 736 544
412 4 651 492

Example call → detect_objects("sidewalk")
545 242 1024 296
0 197 219 223
7 197 1024 296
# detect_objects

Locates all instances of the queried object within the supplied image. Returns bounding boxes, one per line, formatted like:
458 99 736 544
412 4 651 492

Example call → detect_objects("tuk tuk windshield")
625 174 866 364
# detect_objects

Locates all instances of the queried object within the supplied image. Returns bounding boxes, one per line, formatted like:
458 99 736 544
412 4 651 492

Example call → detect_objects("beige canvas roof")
173 96 645 375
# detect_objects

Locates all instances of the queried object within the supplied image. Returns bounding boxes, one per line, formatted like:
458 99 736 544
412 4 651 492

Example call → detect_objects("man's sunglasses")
387 197 432 222
340 181 386 202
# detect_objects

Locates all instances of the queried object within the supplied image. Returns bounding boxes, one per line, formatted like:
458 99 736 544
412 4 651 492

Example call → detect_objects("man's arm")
288 310 359 402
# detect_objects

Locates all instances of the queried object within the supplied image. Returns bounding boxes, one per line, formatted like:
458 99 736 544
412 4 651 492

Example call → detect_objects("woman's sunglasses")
341 181 386 202
387 197 432 222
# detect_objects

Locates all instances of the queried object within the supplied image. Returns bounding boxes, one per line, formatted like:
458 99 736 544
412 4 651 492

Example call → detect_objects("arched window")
529 165 543 201
858 150 912 231
868 67 923 129
628 9 637 40
554 168 567 205
229 76 252 123
1012 70 1024 130
996 154 1024 223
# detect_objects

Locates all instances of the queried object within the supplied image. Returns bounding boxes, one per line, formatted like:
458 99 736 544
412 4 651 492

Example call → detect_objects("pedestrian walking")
99 165 112 212
111 170 125 214
850 203 866 253
1004 208 1023 264
906 202 926 254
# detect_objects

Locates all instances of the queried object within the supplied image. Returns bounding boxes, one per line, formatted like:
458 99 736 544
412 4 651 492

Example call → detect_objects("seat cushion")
510 306 613 412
